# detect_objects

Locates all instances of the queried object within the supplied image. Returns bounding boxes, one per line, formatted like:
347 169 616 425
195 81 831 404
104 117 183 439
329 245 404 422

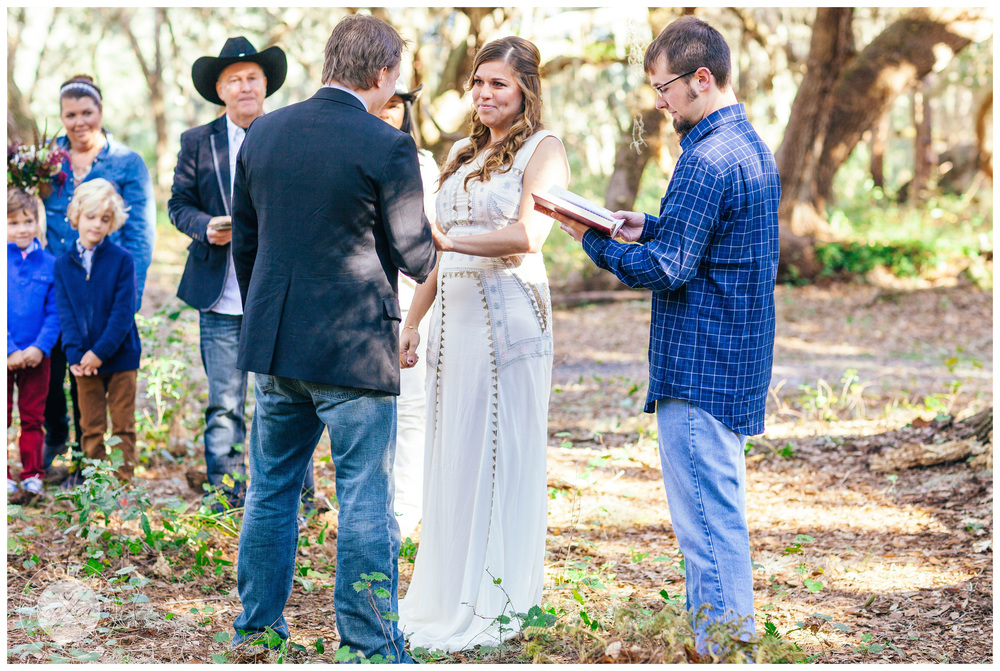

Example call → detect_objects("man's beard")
673 117 697 140
672 86 701 140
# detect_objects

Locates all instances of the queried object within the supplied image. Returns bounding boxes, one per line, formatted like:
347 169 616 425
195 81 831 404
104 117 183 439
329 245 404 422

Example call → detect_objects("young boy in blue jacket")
53 179 141 487
8 187 60 504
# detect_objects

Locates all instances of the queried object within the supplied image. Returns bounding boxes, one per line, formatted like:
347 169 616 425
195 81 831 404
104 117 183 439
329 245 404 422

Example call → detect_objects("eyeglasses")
653 69 698 96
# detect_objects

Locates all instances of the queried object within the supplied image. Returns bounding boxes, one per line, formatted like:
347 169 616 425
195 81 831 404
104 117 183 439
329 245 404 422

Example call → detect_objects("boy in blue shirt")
53 179 141 487
7 187 60 504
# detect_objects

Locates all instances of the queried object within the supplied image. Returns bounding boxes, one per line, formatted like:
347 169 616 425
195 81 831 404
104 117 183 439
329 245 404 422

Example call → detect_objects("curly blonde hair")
439 36 544 191
67 178 128 233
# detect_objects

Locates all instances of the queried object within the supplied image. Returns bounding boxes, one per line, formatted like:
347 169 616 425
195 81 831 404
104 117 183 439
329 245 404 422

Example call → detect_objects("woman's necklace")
70 136 105 186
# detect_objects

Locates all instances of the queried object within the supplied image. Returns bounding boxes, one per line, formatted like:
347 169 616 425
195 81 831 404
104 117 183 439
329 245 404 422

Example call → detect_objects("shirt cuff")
582 228 611 269
641 213 658 241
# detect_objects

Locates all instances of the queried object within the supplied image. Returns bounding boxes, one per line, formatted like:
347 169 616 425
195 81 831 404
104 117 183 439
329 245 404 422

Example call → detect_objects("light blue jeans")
233 374 410 663
656 398 755 647
198 311 248 505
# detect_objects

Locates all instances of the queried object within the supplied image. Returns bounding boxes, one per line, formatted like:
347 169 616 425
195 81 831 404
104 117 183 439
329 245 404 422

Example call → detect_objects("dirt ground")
5 225 993 663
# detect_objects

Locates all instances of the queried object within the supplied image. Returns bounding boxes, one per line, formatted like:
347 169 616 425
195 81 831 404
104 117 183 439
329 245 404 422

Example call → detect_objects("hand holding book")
532 186 627 239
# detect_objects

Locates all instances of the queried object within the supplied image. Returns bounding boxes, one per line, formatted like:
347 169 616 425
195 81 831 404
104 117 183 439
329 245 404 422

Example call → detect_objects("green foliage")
855 632 886 656
815 239 935 278
399 536 418 564
794 370 869 422
134 308 200 465
823 175 993 286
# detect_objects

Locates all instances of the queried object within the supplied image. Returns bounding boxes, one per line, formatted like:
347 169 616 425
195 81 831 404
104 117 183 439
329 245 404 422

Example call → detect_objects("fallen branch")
869 408 992 472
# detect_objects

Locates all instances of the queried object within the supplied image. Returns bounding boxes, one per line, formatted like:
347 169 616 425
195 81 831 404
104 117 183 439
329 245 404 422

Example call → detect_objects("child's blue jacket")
7 239 60 356
53 238 141 373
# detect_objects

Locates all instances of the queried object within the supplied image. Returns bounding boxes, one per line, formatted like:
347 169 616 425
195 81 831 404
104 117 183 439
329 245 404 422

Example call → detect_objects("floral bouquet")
7 132 68 200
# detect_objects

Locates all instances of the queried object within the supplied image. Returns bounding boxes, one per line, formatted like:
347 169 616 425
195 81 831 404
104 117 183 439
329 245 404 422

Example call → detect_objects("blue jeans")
199 311 248 504
233 374 410 663
656 399 755 646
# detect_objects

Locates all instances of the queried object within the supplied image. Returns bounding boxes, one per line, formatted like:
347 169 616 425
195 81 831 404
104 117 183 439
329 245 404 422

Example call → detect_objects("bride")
397 36 569 652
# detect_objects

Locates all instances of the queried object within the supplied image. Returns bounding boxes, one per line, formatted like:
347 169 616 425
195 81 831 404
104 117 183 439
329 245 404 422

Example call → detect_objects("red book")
532 186 625 238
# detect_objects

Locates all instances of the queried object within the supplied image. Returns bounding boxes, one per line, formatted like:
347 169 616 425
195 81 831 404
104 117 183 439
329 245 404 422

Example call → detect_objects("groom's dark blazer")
167 114 233 309
231 87 437 395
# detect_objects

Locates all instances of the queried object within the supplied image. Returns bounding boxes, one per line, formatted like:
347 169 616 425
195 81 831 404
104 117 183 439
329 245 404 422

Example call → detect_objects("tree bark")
604 107 665 213
911 75 934 203
869 407 993 472
7 74 37 145
6 9 37 144
772 7 854 278
774 7 988 279
773 7 854 255
975 91 993 180
813 9 983 204
116 8 171 198
869 111 890 190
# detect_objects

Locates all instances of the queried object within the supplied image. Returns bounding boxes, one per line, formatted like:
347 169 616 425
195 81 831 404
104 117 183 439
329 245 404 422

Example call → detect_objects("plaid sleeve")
584 156 723 293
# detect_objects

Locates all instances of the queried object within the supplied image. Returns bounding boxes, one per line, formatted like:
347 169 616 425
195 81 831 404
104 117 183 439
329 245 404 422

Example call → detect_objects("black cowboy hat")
192 36 287 106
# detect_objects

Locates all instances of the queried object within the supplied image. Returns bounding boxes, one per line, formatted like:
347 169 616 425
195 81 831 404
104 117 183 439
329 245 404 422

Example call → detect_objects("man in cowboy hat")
167 37 287 510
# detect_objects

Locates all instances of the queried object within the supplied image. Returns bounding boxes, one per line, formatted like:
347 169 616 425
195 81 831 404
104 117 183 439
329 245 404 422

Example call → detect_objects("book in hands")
209 219 232 231
532 186 625 238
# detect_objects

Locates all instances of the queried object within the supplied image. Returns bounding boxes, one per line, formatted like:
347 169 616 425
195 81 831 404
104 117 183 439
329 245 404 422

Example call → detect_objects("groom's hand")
399 326 420 369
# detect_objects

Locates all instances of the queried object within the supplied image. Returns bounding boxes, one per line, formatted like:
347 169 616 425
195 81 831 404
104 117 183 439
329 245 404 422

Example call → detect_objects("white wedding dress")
399 131 564 652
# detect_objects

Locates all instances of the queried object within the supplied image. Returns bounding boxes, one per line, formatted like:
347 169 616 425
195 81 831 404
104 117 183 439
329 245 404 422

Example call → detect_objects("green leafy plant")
350 571 401 662
399 536 418 564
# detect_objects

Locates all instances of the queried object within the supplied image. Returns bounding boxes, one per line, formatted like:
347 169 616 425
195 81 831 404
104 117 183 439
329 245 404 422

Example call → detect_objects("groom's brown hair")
322 14 405 91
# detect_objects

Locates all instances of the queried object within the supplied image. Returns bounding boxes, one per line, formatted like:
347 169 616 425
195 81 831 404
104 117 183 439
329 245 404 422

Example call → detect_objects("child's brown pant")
74 370 137 479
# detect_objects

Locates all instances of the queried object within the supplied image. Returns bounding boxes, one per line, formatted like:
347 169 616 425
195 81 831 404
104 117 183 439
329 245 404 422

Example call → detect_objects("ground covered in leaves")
6 227 993 663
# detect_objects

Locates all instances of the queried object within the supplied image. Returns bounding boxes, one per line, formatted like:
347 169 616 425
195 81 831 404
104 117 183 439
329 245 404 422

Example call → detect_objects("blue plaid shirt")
582 104 779 435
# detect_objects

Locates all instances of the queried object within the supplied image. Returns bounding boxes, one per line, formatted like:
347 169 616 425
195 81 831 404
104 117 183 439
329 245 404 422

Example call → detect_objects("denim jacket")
43 132 156 309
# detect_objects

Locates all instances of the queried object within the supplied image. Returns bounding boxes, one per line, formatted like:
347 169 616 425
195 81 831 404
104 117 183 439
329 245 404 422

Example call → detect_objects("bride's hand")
399 326 420 369
431 221 453 252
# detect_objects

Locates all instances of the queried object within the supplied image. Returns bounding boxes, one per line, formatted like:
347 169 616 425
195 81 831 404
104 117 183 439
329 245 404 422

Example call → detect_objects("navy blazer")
53 239 141 374
167 114 233 309
232 87 437 394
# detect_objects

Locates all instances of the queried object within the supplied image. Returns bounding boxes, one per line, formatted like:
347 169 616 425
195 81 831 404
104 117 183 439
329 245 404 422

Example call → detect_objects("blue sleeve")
53 265 85 366
7 329 17 356
582 157 723 293
32 280 61 357
117 152 156 310
90 254 138 363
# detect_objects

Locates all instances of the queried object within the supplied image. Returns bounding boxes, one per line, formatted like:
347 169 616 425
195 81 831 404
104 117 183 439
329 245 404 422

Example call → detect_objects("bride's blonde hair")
439 36 544 191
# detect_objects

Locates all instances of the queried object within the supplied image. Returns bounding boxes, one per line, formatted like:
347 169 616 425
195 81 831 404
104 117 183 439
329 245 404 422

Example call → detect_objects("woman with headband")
40 74 156 484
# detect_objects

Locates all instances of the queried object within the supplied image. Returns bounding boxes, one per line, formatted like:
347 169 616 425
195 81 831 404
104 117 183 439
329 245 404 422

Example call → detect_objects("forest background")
6 5 995 665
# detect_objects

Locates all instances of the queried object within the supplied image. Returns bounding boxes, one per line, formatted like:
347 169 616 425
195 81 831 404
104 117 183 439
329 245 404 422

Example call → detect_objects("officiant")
167 36 296 510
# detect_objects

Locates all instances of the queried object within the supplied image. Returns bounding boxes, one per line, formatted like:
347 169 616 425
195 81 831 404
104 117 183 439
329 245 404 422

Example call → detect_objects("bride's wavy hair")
439 36 544 191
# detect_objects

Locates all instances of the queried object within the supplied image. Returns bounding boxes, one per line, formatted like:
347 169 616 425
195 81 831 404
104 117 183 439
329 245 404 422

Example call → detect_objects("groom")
230 15 436 661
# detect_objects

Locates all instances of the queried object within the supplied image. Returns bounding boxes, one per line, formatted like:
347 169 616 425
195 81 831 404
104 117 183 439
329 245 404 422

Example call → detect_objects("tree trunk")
975 91 993 180
604 108 664 213
773 6 854 277
6 8 38 143
116 7 171 199
911 75 934 203
813 9 984 204
7 74 37 145
774 7 988 279
869 111 890 190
